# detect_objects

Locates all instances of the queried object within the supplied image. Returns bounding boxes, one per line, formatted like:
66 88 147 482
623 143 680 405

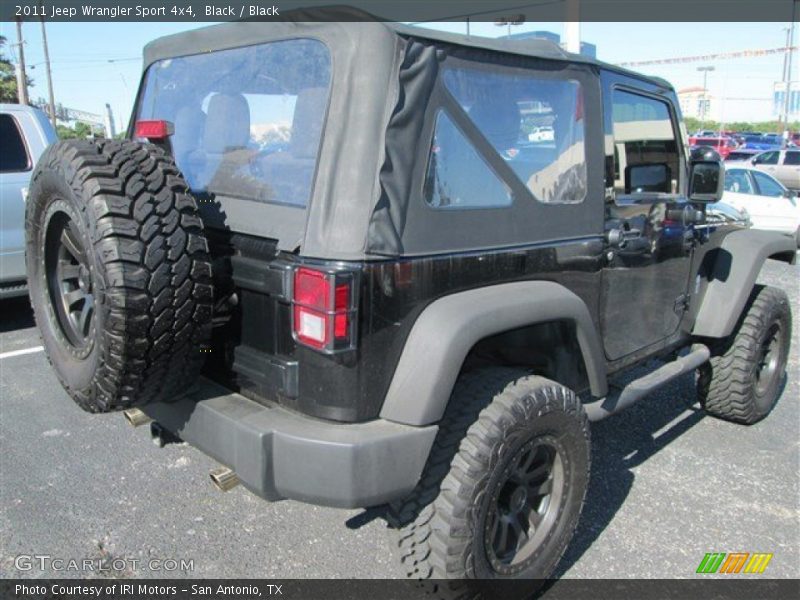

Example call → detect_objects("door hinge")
674 293 689 315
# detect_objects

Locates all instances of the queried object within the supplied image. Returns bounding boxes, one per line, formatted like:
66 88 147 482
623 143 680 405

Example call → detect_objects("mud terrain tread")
26 139 212 412
697 285 791 424
389 369 589 581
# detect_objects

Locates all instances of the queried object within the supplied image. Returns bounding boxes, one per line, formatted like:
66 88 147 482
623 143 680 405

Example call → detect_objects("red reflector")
292 267 355 352
135 120 174 140
293 268 330 349
294 268 329 309
334 283 349 339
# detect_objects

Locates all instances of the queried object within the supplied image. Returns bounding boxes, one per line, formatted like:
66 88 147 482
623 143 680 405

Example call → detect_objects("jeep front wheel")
698 285 791 425
390 369 590 581
25 139 213 413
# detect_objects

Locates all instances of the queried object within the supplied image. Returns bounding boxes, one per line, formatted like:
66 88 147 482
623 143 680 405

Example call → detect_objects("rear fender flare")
379 281 607 426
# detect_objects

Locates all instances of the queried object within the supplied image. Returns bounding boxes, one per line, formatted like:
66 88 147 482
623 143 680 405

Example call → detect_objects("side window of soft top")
424 65 588 209
424 111 512 210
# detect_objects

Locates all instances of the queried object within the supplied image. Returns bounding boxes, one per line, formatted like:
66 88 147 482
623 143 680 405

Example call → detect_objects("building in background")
773 81 800 120
677 87 718 122
507 30 597 59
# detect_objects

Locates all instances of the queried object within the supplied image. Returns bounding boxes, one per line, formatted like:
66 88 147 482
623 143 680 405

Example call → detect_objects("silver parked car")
0 104 58 298
750 149 800 191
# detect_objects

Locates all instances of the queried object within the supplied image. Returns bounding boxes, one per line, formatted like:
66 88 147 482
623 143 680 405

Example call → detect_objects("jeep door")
599 72 694 362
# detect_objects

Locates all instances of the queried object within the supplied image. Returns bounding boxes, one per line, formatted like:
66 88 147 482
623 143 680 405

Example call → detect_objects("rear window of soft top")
137 38 331 208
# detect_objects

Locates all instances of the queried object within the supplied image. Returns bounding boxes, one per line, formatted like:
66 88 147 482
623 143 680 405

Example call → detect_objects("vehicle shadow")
0 296 35 333
552 372 705 577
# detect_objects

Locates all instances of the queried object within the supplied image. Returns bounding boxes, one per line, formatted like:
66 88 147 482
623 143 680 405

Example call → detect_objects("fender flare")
693 228 796 339
379 281 608 426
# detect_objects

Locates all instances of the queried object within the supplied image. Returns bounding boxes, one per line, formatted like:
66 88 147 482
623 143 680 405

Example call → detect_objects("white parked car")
722 166 800 246
528 125 554 142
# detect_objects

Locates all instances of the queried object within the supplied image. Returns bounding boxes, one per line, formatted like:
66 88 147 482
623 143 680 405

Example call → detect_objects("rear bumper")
143 379 437 508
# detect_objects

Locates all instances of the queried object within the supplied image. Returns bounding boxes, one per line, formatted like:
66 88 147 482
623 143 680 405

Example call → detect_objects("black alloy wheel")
44 209 95 350
485 438 565 573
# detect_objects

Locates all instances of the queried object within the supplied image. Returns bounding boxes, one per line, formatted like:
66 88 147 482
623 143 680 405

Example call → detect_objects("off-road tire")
389 369 590 584
698 285 791 424
25 139 213 413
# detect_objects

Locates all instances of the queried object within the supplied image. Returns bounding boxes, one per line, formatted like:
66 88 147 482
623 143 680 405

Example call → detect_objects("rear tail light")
292 267 357 352
134 120 174 141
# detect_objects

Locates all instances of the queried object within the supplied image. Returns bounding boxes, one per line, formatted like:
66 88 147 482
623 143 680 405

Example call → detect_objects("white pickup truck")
0 104 57 298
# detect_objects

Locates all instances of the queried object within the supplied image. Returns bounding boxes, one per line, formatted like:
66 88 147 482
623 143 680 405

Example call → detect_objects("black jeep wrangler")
25 19 795 581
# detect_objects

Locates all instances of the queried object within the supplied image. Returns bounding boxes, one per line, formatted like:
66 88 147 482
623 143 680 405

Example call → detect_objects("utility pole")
104 104 116 138
780 2 796 148
14 18 29 105
697 66 715 129
40 12 56 128
564 0 581 54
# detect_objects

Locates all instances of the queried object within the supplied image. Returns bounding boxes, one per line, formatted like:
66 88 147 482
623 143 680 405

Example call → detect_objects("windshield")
694 139 721 147
137 38 332 207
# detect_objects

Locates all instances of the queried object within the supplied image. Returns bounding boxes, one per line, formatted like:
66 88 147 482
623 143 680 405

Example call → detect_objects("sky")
0 20 796 132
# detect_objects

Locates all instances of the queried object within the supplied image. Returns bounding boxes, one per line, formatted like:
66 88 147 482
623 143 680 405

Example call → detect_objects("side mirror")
625 163 671 194
689 160 725 202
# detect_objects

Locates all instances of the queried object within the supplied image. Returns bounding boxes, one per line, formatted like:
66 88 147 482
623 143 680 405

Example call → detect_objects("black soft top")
144 18 671 91
139 18 674 259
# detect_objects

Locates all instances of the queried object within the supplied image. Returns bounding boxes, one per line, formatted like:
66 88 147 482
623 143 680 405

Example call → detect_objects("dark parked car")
726 148 761 162
741 134 781 151
23 17 796 584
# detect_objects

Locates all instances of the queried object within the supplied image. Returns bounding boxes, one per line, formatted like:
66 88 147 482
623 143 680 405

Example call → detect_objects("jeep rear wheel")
390 369 590 582
698 285 791 425
25 139 213 413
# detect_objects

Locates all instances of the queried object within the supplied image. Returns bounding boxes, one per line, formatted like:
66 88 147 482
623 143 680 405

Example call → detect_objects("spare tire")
25 139 213 413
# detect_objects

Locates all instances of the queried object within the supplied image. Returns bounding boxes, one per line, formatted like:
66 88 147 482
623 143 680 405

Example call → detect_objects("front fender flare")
379 281 607 426
693 228 796 339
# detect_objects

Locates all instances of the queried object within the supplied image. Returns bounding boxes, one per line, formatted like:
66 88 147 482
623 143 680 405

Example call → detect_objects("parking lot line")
0 346 44 360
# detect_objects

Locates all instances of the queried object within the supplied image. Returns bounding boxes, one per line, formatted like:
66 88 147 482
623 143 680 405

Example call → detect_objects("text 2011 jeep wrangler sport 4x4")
25 19 795 582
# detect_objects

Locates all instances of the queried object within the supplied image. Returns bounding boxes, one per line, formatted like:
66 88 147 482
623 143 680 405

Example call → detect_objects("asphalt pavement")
1 257 798 580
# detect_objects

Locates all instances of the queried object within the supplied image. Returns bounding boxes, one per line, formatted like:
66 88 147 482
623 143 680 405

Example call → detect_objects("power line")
28 57 139 66
617 46 797 68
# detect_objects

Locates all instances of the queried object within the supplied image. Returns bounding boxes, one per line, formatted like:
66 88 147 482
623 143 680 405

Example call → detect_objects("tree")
683 116 800 135
0 35 33 103
56 122 94 140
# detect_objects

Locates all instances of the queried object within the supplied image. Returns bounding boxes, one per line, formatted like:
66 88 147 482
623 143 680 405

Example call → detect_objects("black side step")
584 344 710 421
